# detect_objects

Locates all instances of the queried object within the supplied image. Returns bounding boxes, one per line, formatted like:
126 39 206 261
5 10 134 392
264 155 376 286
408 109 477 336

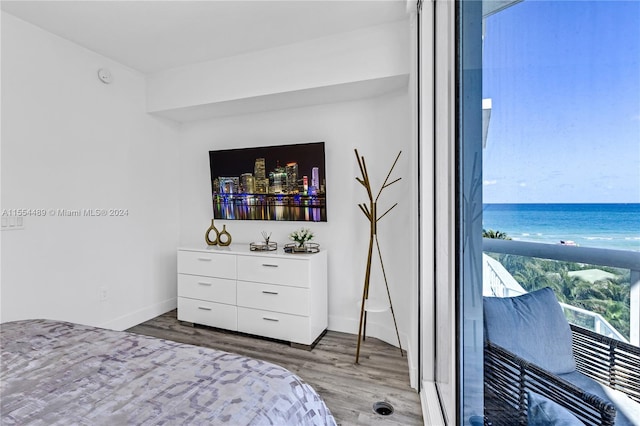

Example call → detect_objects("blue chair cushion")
527 391 585 425
559 371 640 426
484 287 576 374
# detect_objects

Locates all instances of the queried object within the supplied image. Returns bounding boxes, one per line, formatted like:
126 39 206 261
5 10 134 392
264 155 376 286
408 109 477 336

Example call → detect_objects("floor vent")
372 401 394 416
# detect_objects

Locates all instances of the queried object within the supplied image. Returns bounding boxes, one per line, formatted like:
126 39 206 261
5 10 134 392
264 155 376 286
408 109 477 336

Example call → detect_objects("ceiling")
1 0 409 74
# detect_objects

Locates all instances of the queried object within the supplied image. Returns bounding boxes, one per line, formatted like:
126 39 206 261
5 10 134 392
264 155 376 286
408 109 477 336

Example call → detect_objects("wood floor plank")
126 310 423 426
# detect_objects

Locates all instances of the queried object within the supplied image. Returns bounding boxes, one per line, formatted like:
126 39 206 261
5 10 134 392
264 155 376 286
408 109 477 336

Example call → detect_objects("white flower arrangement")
289 227 314 246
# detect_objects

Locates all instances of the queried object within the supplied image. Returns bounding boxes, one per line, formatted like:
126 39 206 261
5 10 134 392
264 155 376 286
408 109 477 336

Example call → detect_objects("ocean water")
482 203 640 251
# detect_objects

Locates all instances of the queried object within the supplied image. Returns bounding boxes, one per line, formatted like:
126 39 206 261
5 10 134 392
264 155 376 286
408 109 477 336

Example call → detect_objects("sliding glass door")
457 0 485 423
423 0 640 424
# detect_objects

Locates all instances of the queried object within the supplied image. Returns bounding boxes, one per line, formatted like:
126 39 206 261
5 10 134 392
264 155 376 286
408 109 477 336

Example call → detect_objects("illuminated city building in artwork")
240 173 255 194
219 177 240 194
254 158 268 193
311 167 320 195
269 164 287 194
254 158 266 179
286 162 299 193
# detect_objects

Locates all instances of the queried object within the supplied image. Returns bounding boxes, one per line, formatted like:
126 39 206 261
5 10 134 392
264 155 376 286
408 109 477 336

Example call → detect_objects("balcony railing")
483 238 640 346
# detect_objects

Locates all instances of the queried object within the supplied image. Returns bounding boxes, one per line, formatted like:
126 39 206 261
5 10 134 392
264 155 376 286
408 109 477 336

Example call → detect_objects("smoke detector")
97 68 112 84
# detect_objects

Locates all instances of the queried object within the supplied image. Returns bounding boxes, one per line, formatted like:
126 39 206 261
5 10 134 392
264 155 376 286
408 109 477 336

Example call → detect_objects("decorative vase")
218 225 232 247
205 218 219 246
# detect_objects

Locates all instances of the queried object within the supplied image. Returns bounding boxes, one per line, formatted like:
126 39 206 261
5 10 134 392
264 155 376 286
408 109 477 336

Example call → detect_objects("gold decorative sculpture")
218 225 232 246
205 218 220 246
354 149 403 364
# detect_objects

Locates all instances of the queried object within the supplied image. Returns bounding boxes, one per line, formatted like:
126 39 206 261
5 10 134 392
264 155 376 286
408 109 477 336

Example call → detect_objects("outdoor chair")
483 287 640 425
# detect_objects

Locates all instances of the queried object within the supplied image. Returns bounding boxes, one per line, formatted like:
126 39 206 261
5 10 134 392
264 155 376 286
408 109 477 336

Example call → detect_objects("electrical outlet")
99 287 108 301
1 216 25 231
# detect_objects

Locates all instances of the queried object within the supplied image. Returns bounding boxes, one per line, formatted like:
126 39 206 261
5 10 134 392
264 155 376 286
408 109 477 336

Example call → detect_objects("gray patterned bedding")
0 319 336 425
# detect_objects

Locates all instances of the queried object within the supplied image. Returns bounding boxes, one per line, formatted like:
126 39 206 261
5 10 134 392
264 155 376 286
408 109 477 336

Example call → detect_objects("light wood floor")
127 310 423 426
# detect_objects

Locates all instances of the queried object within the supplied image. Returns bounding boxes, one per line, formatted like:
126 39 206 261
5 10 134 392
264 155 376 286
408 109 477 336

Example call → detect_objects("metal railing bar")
483 239 640 270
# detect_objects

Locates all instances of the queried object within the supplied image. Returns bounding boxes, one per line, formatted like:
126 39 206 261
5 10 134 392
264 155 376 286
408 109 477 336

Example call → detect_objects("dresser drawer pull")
262 317 279 322
197 282 213 286
261 263 279 268
197 257 212 262
262 291 279 295
198 306 212 311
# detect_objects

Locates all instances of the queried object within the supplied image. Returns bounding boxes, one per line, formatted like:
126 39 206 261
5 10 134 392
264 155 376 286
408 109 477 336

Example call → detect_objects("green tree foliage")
483 229 512 240
488 252 631 340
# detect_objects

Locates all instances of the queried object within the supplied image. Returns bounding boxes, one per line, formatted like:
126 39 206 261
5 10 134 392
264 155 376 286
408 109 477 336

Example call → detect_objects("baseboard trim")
406 339 418 390
329 314 406 349
99 298 177 331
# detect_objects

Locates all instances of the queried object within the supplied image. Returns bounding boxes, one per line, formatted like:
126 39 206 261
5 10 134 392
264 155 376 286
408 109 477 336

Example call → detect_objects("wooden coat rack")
354 149 403 364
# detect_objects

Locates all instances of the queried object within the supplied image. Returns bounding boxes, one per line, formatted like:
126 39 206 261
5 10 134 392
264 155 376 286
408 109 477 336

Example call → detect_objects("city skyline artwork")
209 142 327 222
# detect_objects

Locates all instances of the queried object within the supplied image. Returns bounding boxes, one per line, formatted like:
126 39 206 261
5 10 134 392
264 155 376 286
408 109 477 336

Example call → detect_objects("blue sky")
482 0 640 204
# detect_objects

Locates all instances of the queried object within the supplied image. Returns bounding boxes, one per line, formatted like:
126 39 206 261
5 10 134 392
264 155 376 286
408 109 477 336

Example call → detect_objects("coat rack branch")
358 204 371 221
375 151 402 202
377 203 398 222
381 177 402 191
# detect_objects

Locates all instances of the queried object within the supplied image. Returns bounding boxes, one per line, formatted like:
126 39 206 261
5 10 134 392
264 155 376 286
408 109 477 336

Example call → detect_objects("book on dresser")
177 244 328 350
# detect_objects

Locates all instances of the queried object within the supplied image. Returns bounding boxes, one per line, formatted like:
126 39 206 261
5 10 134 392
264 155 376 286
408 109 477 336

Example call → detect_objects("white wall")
147 21 409 114
0 12 181 330
178 89 417 363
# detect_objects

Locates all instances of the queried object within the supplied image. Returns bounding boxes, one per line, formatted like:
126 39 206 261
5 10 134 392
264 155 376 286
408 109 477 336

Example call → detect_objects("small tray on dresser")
249 242 278 251
284 242 320 254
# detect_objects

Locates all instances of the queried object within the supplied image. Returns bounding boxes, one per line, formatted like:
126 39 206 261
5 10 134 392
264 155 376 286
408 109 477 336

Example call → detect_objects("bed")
0 319 337 425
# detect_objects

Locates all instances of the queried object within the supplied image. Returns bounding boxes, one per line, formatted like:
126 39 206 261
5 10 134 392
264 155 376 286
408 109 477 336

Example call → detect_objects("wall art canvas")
209 142 327 222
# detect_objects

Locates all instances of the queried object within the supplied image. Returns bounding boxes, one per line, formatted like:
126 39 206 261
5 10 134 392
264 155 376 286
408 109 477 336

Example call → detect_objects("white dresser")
177 245 328 349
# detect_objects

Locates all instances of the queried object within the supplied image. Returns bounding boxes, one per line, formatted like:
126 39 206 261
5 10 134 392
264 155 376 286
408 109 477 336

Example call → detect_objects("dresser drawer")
178 274 236 305
237 281 309 316
178 297 237 330
237 307 309 345
178 250 236 279
237 256 309 288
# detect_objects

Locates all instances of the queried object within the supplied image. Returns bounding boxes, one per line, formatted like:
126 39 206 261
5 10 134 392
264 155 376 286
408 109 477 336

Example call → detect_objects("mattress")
0 319 336 425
